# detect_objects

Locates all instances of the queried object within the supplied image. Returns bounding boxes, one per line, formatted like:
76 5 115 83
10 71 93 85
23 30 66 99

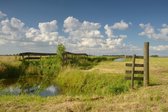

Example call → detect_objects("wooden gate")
125 42 149 88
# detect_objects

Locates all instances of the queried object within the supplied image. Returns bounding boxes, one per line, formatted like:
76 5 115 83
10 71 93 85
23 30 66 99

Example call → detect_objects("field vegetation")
0 46 168 111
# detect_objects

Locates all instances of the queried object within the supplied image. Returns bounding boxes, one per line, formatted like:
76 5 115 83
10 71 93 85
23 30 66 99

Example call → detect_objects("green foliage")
38 57 60 87
54 68 129 95
151 55 159 57
68 57 96 70
56 43 65 66
35 44 65 86
0 63 21 79
67 56 116 70
39 57 58 76
109 78 129 95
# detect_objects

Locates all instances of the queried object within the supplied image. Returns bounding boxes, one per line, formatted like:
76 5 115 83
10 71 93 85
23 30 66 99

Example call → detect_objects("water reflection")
113 58 125 62
39 85 58 97
0 85 59 97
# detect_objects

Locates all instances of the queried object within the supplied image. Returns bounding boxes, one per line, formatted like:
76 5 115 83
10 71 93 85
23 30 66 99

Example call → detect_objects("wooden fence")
125 42 149 88
19 52 56 60
19 51 88 62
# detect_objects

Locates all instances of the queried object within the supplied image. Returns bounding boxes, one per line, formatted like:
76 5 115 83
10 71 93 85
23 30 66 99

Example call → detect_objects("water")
4 87 21 95
39 85 58 97
0 85 59 97
113 58 125 62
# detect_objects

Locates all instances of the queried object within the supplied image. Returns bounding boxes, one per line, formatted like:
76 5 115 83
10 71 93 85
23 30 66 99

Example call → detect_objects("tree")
56 43 65 66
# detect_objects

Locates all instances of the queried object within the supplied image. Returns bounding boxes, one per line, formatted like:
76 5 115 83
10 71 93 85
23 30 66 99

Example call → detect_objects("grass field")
0 56 168 111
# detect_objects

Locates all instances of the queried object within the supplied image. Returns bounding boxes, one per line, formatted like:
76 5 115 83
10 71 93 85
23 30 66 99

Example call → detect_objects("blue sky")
0 0 168 55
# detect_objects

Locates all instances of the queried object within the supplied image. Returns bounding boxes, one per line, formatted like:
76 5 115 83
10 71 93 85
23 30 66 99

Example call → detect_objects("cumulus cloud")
139 23 168 41
0 17 26 42
64 17 129 50
64 16 103 48
64 17 81 33
105 37 125 48
38 20 57 33
103 20 129 49
64 16 101 36
151 45 168 51
0 11 133 55
26 20 64 45
104 20 129 38
0 11 6 18
0 15 62 46
104 24 113 38
112 20 129 30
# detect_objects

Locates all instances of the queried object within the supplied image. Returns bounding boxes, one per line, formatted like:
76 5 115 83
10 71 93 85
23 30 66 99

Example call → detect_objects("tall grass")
54 67 129 96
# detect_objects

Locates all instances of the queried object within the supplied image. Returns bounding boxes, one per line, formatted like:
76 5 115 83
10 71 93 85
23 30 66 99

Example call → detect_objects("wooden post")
28 54 30 61
22 55 24 61
144 42 149 86
131 54 136 89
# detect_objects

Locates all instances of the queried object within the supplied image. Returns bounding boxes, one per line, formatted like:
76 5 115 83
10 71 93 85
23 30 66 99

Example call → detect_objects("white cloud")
79 38 100 47
0 11 6 18
103 20 129 49
64 16 103 48
26 20 64 45
112 20 129 30
102 35 127 49
0 17 26 42
64 16 81 33
104 24 113 38
151 45 168 51
64 17 101 38
105 37 125 48
38 20 57 33
0 39 6 45
64 17 129 50
0 11 138 55
104 20 129 38
139 23 168 41
11 18 25 29
26 28 40 39
0 16 62 46
139 23 155 38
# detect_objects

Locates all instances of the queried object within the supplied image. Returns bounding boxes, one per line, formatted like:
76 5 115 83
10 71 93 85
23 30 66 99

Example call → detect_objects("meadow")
0 55 168 112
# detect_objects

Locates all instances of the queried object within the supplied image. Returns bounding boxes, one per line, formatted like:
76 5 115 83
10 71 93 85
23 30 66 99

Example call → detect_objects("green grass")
0 57 168 111
54 67 129 95
1 85 168 112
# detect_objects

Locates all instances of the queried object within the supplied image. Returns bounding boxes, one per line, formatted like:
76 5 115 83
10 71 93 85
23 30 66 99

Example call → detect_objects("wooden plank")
24 57 41 60
125 63 132 67
125 55 144 59
125 77 143 80
125 63 144 67
64 51 88 56
136 56 144 59
125 70 144 74
19 52 56 56
135 64 144 67
125 55 133 58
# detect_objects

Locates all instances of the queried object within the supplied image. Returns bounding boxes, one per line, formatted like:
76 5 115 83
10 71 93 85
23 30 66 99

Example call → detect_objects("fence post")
131 54 136 89
144 42 149 86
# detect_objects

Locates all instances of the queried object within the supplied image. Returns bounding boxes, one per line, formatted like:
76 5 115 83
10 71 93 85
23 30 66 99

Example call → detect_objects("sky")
0 0 168 55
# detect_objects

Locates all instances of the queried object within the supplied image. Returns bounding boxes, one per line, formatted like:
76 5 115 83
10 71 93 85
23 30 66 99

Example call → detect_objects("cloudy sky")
0 0 168 55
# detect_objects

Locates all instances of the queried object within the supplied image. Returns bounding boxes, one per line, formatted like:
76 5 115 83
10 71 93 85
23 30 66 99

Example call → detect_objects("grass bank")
0 57 168 111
